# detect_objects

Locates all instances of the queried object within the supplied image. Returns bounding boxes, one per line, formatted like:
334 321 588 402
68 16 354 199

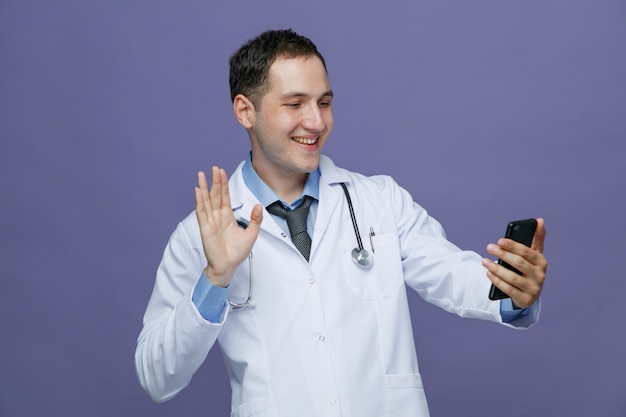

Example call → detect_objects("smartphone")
488 218 537 300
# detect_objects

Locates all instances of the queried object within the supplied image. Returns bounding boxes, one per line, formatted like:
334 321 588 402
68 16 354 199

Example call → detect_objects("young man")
136 29 547 417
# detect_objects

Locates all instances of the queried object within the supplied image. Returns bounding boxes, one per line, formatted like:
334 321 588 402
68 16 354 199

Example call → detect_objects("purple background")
1 1 625 416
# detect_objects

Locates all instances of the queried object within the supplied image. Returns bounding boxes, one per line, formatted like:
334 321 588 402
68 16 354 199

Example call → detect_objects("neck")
263 171 308 204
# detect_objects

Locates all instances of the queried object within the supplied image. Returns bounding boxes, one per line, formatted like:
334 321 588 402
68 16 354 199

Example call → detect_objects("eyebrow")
280 90 334 100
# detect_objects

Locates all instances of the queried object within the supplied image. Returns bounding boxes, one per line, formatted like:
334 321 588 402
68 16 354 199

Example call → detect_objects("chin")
301 159 320 173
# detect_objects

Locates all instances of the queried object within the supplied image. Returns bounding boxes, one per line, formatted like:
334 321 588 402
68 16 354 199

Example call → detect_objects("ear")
233 94 255 129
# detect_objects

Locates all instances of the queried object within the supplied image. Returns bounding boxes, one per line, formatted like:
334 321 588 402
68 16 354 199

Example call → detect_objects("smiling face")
235 55 334 196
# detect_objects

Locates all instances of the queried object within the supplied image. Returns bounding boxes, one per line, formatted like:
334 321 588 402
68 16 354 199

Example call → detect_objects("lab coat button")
280 232 287 238
318 335 325 342
330 399 337 406
309 278 315 284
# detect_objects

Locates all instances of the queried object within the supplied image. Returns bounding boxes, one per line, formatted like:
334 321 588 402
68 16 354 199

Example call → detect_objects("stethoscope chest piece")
351 248 373 268
340 182 374 269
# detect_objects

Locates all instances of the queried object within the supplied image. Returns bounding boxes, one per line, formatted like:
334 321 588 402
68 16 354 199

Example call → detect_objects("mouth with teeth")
292 137 318 145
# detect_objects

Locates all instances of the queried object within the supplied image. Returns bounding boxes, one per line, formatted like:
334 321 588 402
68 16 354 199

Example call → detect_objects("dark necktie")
266 195 314 261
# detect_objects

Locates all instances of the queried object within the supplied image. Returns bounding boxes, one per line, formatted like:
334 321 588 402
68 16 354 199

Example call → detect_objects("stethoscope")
228 182 372 309
339 182 374 268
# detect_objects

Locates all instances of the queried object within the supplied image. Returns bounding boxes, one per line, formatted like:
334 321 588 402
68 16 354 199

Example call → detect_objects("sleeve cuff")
191 273 229 323
500 297 530 323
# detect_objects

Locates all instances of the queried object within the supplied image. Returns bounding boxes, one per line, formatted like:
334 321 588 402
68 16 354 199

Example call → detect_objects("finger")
531 217 546 254
483 259 521 297
194 186 205 219
482 257 524 289
209 166 222 210
218 168 233 211
197 170 208 196
196 171 210 214
485 269 517 297
198 170 212 210
484 245 546 296
483 259 535 307
492 237 548 274
487 242 528 274
195 185 214 234
486 270 535 308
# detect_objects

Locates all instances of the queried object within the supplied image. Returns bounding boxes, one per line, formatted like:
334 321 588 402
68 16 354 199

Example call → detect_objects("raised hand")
195 167 263 288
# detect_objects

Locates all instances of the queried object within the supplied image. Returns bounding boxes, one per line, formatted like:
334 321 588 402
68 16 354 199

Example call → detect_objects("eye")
285 102 301 108
318 101 331 108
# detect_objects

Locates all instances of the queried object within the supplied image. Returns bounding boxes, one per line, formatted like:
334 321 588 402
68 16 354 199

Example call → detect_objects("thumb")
246 204 264 236
531 217 546 253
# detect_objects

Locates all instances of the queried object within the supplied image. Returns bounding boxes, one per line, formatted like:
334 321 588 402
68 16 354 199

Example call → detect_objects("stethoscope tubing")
340 182 373 268
339 182 365 252
228 220 253 309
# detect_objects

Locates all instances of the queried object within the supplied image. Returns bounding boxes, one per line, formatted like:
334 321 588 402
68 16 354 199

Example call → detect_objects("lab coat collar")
227 161 260 226
314 156 358 260
229 155 353 210
318 155 352 186
228 155 355 256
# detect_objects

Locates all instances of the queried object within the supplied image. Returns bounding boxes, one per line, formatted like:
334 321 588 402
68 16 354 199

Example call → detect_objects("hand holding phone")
488 218 537 301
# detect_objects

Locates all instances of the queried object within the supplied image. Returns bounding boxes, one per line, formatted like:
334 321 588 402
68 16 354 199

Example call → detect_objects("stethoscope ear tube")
339 182 373 268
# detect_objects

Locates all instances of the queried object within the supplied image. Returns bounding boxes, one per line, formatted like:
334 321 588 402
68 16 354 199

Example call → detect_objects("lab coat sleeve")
135 214 228 402
388 179 540 329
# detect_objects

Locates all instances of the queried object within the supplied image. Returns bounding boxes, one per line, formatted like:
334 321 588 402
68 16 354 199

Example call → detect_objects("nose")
302 104 326 132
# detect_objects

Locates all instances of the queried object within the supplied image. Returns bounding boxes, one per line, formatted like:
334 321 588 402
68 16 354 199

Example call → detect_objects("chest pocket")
338 232 404 300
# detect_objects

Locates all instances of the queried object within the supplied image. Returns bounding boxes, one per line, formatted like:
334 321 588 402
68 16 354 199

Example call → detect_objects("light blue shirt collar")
242 152 320 209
